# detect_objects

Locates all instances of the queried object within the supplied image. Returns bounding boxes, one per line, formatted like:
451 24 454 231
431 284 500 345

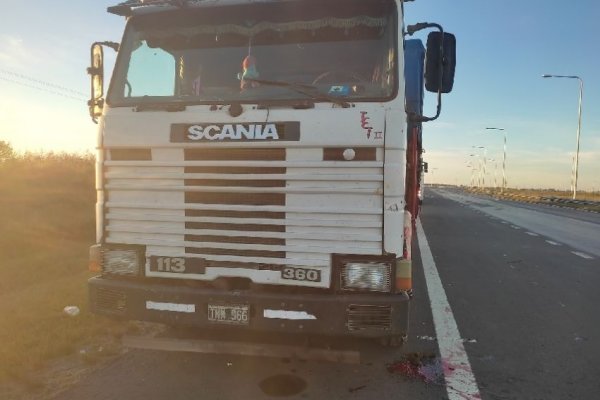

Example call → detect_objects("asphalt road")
54 187 600 400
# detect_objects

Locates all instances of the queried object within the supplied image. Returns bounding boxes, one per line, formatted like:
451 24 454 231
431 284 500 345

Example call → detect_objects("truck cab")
87 0 455 345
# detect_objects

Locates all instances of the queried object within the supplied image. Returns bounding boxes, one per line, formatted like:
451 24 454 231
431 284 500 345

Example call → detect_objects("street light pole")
466 162 475 187
542 74 584 199
469 154 479 188
472 146 486 188
485 127 507 193
488 158 498 189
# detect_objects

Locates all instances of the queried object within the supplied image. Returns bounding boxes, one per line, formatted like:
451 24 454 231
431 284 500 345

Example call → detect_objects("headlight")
102 248 141 276
341 262 392 292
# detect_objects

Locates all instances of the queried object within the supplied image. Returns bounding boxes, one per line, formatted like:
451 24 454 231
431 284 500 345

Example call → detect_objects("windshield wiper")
245 78 352 108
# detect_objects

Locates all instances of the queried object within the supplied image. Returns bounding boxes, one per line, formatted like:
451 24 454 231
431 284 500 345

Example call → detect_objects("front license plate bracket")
207 304 250 325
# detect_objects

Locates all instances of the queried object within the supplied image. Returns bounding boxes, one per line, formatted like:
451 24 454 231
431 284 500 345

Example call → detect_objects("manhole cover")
259 374 307 397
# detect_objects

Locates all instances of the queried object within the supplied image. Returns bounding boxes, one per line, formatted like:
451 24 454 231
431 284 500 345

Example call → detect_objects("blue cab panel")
404 39 425 115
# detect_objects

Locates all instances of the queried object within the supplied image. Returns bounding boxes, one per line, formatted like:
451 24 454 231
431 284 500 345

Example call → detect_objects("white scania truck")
88 0 455 346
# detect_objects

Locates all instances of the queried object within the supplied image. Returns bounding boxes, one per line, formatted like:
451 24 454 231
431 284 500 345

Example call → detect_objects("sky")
0 0 599 190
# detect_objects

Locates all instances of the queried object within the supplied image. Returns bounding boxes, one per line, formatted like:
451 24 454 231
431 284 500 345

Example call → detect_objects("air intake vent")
346 304 391 331
184 148 287 260
96 288 127 315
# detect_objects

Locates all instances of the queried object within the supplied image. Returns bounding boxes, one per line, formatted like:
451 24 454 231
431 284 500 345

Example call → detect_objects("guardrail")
465 188 600 212
540 196 600 207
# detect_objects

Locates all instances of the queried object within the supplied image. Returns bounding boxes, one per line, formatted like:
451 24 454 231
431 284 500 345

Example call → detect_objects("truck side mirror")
425 32 456 94
87 41 119 123
87 43 104 123
406 22 456 122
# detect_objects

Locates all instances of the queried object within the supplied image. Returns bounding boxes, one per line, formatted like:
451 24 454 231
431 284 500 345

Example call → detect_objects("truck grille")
184 148 287 260
95 288 127 315
347 304 392 331
103 145 384 288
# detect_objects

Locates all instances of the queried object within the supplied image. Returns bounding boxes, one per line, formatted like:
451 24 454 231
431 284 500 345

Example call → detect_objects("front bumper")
89 277 410 338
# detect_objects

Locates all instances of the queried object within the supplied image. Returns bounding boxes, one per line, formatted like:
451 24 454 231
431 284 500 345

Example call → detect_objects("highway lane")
434 188 600 258
52 187 599 400
422 188 600 399
500 200 600 226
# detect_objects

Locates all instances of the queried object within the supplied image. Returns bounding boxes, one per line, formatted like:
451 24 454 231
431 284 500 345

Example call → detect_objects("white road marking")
545 240 560 246
526 232 539 237
510 225 521 230
571 251 594 260
416 219 481 400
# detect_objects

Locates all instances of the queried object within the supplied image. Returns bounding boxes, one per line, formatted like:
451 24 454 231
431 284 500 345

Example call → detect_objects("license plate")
207 304 249 325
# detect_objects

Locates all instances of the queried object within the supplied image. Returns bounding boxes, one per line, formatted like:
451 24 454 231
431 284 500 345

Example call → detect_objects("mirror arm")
406 22 443 36
406 23 445 123
98 41 120 52
87 99 104 124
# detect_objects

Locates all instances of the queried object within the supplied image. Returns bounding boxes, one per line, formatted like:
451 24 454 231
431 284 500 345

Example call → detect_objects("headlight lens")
341 262 392 292
102 249 141 276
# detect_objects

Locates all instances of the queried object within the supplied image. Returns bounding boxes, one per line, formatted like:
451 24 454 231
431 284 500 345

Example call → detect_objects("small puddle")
387 352 444 385
259 374 307 397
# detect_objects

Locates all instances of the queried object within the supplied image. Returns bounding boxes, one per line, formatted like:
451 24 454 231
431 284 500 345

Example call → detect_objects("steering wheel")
311 70 367 85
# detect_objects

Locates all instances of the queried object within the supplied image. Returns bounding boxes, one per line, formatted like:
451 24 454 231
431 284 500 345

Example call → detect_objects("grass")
0 153 127 383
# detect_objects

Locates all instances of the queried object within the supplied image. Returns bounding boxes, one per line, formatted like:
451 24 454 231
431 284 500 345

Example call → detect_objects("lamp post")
469 154 480 188
488 158 498 189
542 74 583 199
466 162 476 187
485 127 507 193
472 146 486 188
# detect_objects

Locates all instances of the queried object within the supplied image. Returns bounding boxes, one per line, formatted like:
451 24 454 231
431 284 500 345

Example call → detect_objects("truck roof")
108 0 301 17
108 0 407 17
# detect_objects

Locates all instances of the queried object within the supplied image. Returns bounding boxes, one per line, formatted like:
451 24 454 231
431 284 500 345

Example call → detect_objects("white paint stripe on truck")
146 301 196 313
263 310 317 320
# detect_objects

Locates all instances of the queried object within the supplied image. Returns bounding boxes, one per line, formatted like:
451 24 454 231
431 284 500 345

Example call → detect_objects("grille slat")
185 191 285 206
186 247 285 259
184 234 285 245
184 148 285 161
107 212 381 228
184 179 286 187
106 184 379 194
185 209 286 219
107 202 382 214
107 172 382 181
105 160 383 167
106 237 380 254
185 222 285 232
